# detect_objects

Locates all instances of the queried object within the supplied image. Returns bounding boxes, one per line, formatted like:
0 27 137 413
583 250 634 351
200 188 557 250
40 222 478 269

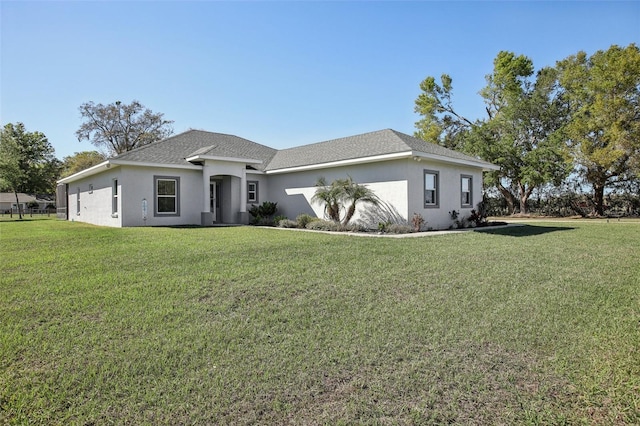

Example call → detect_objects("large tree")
414 51 570 214
61 151 106 177
0 123 61 219
557 44 640 215
76 100 174 156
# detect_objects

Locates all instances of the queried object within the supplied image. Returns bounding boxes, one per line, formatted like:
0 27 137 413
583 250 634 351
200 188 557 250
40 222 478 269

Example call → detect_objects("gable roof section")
265 129 497 172
113 130 277 170
58 128 497 184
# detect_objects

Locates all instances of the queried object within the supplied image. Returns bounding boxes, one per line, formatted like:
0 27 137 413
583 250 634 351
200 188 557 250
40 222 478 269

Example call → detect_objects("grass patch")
1 218 639 424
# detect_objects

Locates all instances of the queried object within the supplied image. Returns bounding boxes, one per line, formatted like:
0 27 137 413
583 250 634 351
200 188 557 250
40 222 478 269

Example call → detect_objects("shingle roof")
264 129 494 170
107 128 494 172
112 130 277 171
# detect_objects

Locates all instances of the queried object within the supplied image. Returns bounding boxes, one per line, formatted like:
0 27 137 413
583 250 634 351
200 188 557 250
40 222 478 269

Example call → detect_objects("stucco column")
240 168 247 213
201 164 214 225
203 165 211 211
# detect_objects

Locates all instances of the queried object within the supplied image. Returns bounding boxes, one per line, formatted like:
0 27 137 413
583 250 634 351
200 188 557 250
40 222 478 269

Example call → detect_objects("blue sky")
1 1 638 160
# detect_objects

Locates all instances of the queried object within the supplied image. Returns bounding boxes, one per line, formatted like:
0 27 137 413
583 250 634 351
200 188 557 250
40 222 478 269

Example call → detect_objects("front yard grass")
1 218 638 424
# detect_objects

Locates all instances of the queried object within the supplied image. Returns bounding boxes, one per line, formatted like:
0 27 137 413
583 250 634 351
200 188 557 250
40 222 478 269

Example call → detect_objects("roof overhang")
57 160 116 184
57 159 202 184
265 151 499 174
265 152 412 174
411 151 500 171
185 154 263 165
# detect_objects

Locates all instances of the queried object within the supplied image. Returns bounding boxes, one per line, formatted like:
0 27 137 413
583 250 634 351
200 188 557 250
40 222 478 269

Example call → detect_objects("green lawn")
1 218 638 425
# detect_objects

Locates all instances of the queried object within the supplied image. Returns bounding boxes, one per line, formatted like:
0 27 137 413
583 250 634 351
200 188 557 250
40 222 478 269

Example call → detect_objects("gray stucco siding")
265 159 412 222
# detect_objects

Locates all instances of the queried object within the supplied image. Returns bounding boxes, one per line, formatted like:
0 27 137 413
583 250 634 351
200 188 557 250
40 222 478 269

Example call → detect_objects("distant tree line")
414 43 640 217
0 100 173 218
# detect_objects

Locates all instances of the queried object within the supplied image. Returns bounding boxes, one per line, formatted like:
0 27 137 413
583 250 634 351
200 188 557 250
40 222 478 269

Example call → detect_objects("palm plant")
311 176 379 225
339 176 379 225
311 177 342 222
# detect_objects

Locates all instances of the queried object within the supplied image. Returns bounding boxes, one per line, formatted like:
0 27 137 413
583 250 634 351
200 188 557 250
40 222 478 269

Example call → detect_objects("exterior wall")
66 169 122 227
67 165 203 227
245 171 269 206
407 159 484 230
266 159 411 226
119 166 203 227
62 157 486 229
266 157 485 230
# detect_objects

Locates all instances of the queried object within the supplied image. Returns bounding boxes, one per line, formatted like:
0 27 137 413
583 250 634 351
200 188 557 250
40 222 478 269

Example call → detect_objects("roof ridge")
111 129 198 159
277 128 396 152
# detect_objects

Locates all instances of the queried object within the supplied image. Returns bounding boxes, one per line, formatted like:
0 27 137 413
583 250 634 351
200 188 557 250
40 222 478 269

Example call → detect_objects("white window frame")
154 176 180 217
247 181 259 204
76 188 81 215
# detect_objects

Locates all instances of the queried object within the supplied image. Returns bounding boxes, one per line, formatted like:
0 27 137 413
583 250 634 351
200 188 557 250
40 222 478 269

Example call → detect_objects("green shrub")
278 219 298 228
378 222 390 232
259 201 278 217
249 201 279 225
296 214 317 228
306 220 339 231
387 224 414 234
339 223 366 232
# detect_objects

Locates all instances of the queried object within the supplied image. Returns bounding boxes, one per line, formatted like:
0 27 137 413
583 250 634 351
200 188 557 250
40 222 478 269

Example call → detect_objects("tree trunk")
593 183 605 216
498 184 517 215
343 203 356 226
13 190 23 219
518 183 534 215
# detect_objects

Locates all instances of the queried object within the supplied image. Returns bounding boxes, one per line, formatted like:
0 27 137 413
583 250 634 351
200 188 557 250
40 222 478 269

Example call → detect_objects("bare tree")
76 100 174 156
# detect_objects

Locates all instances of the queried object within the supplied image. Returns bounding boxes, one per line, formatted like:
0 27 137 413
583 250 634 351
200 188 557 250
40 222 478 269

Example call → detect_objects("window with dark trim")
424 170 439 208
247 181 259 203
461 175 473 207
154 176 180 216
76 188 81 215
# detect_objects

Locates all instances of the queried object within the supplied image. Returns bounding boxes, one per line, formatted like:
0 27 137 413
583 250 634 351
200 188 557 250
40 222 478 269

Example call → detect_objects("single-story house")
0 192 54 213
57 129 498 229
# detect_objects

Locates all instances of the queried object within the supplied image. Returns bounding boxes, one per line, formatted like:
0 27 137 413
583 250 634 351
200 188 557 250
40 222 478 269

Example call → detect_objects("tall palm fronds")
311 176 379 225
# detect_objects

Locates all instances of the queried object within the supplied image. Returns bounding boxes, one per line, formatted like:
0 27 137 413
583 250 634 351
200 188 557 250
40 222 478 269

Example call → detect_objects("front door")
210 181 222 222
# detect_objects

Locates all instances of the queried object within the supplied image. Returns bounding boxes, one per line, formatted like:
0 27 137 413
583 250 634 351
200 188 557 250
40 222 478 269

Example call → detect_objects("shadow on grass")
475 224 574 237
162 224 244 229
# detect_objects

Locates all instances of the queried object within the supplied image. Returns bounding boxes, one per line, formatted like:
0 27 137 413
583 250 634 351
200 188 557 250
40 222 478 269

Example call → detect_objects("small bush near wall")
249 201 278 225
296 214 317 228
387 224 414 234
306 220 340 231
278 219 298 228
411 213 425 232
305 220 364 232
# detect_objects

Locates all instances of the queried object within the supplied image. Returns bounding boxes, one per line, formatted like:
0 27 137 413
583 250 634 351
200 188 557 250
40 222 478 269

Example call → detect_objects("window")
76 188 81 215
461 175 473 207
154 176 180 216
424 170 439 207
247 181 259 203
112 179 118 215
